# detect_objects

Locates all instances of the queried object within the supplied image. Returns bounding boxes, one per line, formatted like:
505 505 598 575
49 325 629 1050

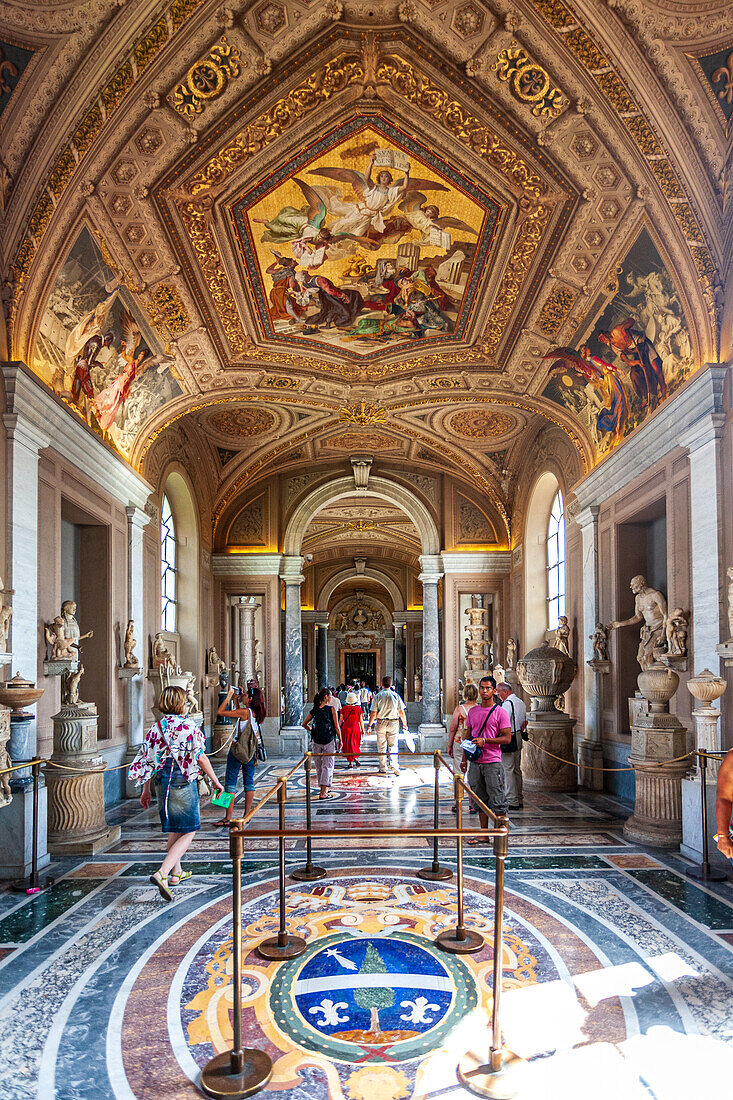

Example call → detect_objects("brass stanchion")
257 778 307 960
435 776 483 954
291 753 327 882
418 751 453 881
201 830 273 1098
686 750 727 883
458 823 519 1097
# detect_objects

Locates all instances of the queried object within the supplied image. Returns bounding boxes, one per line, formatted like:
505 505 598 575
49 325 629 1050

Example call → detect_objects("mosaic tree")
354 943 394 1035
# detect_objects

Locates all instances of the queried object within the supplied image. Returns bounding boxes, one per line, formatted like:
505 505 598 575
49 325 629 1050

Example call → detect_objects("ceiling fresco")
0 0 728 527
228 119 502 358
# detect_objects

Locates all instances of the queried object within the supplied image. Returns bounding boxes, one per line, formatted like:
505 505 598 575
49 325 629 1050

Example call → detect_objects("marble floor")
1 753 733 1099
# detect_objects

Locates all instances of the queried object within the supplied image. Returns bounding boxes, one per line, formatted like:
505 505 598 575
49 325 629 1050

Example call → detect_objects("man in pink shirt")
464 675 511 841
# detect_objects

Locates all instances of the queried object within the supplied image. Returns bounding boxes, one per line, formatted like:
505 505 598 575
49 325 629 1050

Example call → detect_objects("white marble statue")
186 675 200 714
553 615 571 656
0 741 11 807
62 664 84 706
664 608 688 657
45 616 78 661
123 619 138 667
61 601 93 668
152 632 175 668
0 602 12 653
590 622 608 662
609 575 667 672
506 637 517 670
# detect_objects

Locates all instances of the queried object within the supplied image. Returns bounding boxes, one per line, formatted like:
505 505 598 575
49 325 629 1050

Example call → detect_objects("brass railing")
200 749 513 1099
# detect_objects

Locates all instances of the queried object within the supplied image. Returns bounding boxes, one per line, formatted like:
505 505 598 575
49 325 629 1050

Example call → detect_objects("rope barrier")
525 737 695 772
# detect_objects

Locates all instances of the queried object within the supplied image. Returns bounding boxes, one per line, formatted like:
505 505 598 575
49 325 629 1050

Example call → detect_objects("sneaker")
507 803 523 810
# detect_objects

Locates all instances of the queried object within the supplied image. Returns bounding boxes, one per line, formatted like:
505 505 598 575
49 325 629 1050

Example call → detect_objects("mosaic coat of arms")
229 119 503 359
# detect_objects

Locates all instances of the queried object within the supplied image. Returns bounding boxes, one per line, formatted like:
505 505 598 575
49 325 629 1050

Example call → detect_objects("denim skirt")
156 761 200 834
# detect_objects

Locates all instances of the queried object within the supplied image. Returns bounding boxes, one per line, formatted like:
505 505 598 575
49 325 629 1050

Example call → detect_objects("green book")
211 790 234 808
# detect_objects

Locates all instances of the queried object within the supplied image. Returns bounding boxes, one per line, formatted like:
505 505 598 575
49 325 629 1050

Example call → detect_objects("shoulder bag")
501 700 518 754
231 715 259 764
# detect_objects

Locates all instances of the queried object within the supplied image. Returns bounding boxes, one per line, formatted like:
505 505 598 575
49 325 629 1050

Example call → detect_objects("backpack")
231 715 259 764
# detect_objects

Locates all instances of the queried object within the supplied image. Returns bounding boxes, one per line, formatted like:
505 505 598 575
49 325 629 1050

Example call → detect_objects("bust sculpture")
608 575 667 671
589 622 608 662
123 619 138 667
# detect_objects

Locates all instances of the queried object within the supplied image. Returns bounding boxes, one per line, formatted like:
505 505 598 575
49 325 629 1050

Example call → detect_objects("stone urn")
686 668 726 712
636 666 679 713
516 641 575 713
0 672 44 716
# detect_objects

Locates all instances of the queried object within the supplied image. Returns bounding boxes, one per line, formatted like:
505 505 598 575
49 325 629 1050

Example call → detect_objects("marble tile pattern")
0 757 730 1099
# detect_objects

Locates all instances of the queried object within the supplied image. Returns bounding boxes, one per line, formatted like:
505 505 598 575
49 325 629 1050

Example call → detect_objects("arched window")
161 494 177 632
546 490 566 631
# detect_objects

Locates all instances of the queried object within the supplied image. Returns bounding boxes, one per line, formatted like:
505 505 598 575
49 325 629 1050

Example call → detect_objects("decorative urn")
516 641 575 713
0 672 44 716
686 668 726 713
636 666 679 712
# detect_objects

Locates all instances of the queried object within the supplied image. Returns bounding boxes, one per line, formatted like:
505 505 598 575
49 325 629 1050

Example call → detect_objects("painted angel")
543 346 629 446
308 152 449 243
93 309 159 431
398 192 477 249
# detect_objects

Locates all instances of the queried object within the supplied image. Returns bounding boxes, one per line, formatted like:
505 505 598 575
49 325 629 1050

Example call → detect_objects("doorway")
345 651 376 688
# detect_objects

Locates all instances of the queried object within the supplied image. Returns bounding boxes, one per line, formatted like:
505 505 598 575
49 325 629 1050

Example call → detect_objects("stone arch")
284 476 440 557
318 567 405 612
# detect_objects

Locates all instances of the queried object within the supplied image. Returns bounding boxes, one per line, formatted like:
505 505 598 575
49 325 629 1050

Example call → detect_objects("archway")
317 567 405 612
524 470 561 651
162 470 200 678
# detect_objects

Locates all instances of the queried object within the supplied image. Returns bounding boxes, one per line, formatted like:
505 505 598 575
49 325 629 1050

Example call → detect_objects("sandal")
150 872 173 901
169 871 193 886
214 817 232 827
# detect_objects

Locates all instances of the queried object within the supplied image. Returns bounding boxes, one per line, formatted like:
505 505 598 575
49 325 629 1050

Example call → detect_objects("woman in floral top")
128 685 223 901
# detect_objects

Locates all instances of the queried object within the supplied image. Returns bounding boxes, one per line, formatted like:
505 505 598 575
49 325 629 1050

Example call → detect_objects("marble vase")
517 642 577 792
46 703 120 854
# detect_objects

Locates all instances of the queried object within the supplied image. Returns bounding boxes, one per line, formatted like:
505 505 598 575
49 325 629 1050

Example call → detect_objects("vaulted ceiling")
1 0 730 548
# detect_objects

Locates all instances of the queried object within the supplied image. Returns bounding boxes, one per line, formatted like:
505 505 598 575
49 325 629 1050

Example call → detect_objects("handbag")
231 716 259 764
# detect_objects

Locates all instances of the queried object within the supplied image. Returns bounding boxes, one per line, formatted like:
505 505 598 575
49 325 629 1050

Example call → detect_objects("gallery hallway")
1 756 732 1100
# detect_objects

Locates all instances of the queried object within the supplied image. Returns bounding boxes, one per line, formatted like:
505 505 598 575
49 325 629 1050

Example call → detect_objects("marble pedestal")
623 714 691 848
46 704 120 855
680 777 731 873
0 786 50 879
417 723 444 753
279 725 308 755
523 714 577 791
577 738 604 791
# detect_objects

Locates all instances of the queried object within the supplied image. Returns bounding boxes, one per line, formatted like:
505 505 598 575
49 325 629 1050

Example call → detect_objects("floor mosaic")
0 758 731 1099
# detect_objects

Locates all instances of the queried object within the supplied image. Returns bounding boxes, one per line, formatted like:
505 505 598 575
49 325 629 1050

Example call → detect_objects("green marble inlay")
0 880 102 944
466 855 610 871
630 869 733 930
121 860 272 877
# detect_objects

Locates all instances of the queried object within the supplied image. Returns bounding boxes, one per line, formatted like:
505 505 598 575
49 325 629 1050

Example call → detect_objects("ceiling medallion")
492 44 567 118
168 37 243 116
339 401 387 426
449 409 516 439
209 408 276 437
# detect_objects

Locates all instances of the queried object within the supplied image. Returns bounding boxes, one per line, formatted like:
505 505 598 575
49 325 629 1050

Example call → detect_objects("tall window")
161 494 177 632
546 490 566 631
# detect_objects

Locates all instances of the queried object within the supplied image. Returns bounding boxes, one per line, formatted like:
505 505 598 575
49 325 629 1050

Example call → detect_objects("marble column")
238 596 258 686
316 619 329 689
419 557 446 751
280 557 306 754
230 598 240 685
576 505 604 789
123 506 149 797
0 410 51 879
393 622 404 695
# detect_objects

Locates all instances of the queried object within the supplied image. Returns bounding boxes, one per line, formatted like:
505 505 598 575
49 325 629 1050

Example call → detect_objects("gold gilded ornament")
492 45 567 118
339 401 387 426
150 284 191 337
169 37 243 116
536 286 578 337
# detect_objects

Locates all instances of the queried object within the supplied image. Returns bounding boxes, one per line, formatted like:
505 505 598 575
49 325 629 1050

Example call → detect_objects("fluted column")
123 506 150 797
418 556 445 750
280 557 306 752
238 596 258 686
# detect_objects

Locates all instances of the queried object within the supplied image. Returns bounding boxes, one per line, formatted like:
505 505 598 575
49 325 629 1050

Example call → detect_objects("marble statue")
123 619 138 667
727 565 733 640
590 622 609 662
255 639 263 682
61 601 93 665
506 637 517 670
62 664 84 706
414 665 422 700
553 615 571 656
207 645 226 675
664 608 688 657
333 610 348 632
152 632 175 668
0 602 12 653
45 616 78 661
186 675 200 714
0 742 11 807
608 575 667 672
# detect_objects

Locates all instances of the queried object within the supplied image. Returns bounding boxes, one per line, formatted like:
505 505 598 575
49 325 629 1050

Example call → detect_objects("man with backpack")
497 681 527 811
464 676 511 841
368 675 408 775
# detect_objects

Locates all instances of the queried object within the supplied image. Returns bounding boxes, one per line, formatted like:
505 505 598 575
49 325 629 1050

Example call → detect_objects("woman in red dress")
340 689 365 767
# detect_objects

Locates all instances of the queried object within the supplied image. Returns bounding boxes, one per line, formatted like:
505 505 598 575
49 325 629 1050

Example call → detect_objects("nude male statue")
608 574 667 671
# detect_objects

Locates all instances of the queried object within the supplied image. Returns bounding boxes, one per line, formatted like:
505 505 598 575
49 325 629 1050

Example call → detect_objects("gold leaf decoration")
492 44 567 118
169 37 243 117
536 285 578 337
339 401 387 426
150 284 191 338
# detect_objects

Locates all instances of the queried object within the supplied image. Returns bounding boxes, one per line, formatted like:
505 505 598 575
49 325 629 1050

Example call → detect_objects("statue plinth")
44 659 74 677
117 665 143 680
655 652 688 674
623 667 691 848
715 640 733 667
46 704 120 854
587 658 611 674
